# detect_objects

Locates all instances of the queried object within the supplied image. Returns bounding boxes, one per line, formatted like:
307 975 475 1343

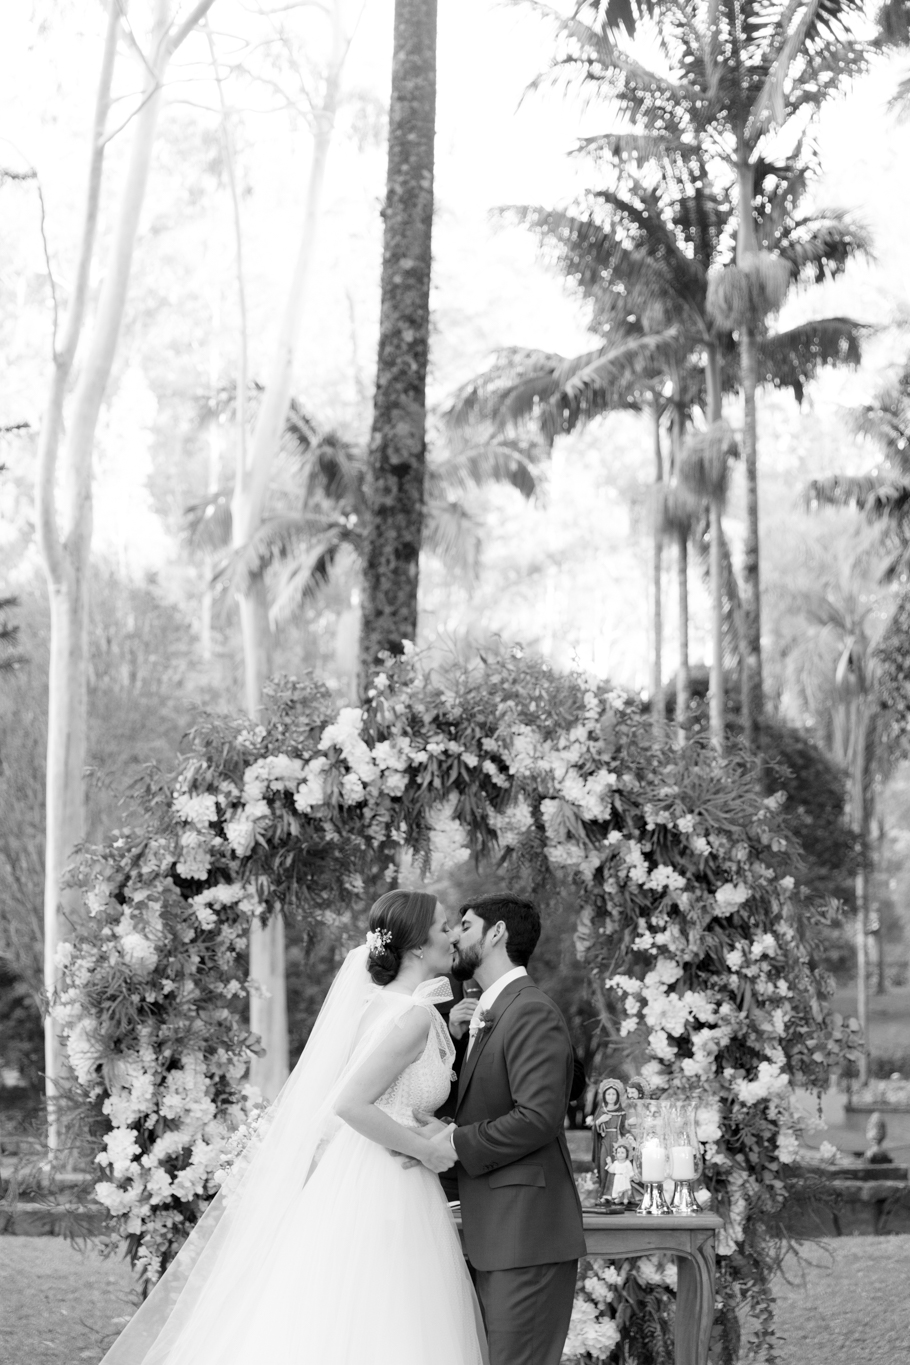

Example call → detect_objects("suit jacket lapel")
456 975 531 1113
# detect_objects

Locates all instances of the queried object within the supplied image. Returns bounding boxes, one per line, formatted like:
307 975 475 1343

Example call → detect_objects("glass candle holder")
635 1101 671 1215
666 1099 704 1215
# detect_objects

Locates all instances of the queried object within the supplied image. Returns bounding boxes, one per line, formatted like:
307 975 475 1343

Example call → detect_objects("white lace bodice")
374 979 456 1129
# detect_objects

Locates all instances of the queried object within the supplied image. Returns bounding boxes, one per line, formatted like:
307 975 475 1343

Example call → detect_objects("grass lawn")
2 1234 910 1364
830 983 910 1058
0 1237 135 1365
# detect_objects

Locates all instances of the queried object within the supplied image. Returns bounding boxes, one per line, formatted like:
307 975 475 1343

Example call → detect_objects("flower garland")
56 654 856 1356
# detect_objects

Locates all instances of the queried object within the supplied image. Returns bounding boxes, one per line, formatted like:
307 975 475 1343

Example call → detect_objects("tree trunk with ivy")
650 402 664 736
358 0 437 692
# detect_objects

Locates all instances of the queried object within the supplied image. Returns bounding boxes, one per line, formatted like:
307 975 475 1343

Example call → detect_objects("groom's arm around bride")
429 893 586 1365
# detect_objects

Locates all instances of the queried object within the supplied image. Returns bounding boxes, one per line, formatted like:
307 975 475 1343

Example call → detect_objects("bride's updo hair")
366 890 437 986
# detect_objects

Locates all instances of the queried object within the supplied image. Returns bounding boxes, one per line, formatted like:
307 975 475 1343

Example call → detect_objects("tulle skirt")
162 1123 487 1365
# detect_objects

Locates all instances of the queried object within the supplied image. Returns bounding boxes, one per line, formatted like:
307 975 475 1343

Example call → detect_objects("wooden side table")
455 1209 720 1365
582 1211 722 1365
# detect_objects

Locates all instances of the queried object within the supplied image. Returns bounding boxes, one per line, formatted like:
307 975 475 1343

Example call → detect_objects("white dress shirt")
466 965 528 1057
450 966 528 1158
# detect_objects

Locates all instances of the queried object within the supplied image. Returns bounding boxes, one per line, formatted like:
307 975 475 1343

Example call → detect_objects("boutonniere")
474 1008 493 1032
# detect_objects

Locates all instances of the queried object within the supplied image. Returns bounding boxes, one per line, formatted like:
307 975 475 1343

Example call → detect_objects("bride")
99 890 488 1365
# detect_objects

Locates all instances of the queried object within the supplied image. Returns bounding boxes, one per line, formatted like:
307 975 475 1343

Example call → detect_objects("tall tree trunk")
358 0 437 690
222 7 350 1097
651 402 664 737
36 0 119 1151
676 532 689 744
37 0 217 1144
705 343 725 753
737 157 762 748
855 824 870 1086
668 393 689 745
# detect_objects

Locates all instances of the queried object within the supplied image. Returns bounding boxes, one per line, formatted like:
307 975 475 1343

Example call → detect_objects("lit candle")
670 1145 696 1180
640 1140 667 1182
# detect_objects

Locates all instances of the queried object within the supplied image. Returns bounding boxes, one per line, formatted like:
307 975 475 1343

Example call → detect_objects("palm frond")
776 209 873 284
184 490 233 552
229 511 355 593
444 349 569 434
807 473 894 511
757 317 868 403
846 365 910 470
422 501 481 581
429 438 539 501
267 531 350 627
556 329 683 411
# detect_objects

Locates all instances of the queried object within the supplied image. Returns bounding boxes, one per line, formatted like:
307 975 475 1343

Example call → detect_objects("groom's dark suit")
452 975 585 1365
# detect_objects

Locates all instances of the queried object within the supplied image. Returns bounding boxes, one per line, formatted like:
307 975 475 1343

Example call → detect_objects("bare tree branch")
0 154 58 349
99 82 163 147
167 0 220 56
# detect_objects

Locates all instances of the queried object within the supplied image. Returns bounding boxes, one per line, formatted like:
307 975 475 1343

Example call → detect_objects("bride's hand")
419 1125 457 1173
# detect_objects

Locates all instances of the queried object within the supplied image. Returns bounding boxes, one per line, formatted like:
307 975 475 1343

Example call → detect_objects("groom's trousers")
471 1259 578 1365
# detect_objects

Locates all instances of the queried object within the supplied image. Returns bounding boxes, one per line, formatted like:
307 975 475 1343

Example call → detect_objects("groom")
428 893 586 1365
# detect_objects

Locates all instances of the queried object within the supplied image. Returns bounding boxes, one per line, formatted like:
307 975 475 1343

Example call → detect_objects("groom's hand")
448 999 479 1041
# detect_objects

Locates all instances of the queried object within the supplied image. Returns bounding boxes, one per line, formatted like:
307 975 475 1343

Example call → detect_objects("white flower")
734 1060 790 1106
340 771 366 805
173 792 218 829
176 829 213 880
713 882 750 915
295 756 329 813
97 1126 141 1180
649 1028 677 1061
120 932 158 976
67 1020 103 1087
776 1127 799 1165
643 991 690 1036
319 708 378 782
563 1297 621 1362
646 864 687 893
94 1181 141 1217
818 1141 838 1162
644 957 684 988
55 941 75 970
226 818 256 858
750 933 777 960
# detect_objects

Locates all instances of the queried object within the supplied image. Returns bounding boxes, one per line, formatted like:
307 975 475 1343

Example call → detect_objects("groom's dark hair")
459 893 540 967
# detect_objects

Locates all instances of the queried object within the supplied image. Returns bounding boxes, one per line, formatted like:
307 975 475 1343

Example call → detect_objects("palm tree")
451 145 865 748
190 387 539 671
781 534 894 1081
809 356 910 578
546 0 868 744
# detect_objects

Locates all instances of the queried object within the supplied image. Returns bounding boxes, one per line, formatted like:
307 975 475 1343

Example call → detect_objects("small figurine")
625 1075 651 1103
606 1140 636 1206
589 1078 626 1200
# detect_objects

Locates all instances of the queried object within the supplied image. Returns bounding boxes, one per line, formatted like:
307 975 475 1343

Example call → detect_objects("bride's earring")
415 949 424 959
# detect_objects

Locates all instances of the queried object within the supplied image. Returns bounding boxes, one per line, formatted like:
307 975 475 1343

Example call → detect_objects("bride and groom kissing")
98 889 586 1365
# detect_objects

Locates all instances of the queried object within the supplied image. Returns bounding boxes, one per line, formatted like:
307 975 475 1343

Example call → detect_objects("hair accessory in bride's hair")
365 927 393 956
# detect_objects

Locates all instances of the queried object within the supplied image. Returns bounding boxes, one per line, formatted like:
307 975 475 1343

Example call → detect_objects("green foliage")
56 652 857 1357
874 583 910 758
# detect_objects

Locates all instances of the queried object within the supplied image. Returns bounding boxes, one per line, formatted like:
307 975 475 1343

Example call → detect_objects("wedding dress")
99 948 487 1365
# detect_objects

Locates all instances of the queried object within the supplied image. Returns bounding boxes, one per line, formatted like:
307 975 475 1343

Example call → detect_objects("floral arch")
57 649 854 1359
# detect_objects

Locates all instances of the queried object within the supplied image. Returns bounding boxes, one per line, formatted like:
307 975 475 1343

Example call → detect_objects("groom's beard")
451 940 483 982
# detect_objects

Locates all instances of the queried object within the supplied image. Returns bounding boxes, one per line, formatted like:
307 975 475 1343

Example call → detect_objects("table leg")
674 1233 716 1365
